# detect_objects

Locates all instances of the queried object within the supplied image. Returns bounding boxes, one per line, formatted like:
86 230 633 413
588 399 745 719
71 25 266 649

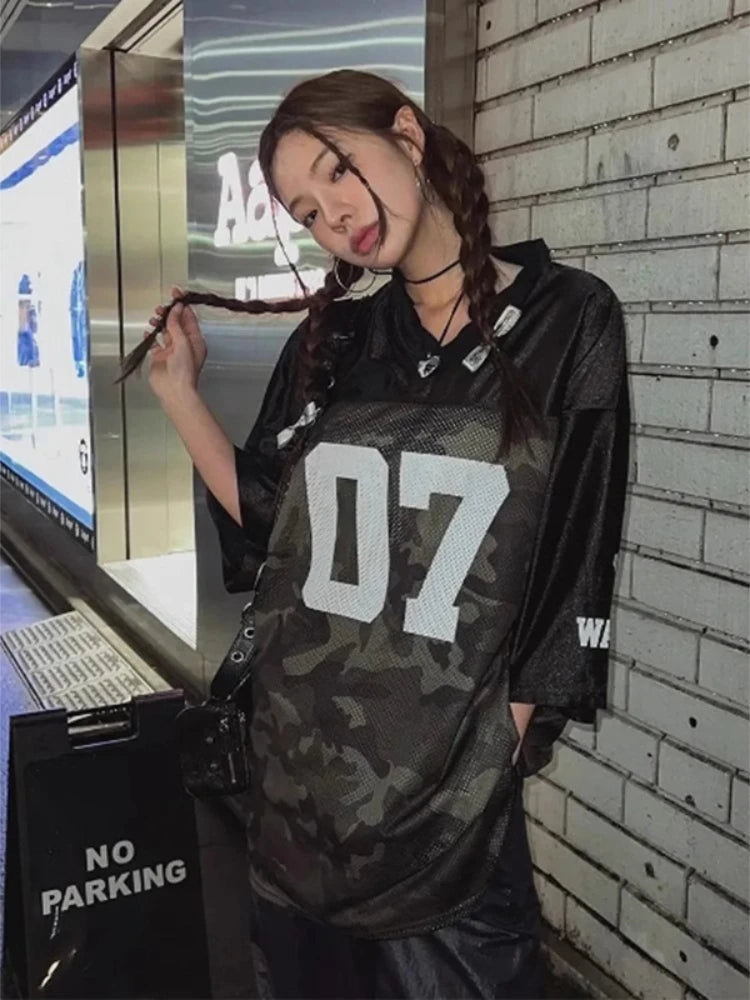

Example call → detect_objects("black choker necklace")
403 258 460 285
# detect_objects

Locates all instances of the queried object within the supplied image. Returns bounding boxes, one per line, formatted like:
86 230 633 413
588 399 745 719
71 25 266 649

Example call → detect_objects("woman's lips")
351 223 379 256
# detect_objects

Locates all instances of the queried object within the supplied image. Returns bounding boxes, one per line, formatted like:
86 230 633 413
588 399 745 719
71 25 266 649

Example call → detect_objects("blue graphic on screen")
17 274 41 367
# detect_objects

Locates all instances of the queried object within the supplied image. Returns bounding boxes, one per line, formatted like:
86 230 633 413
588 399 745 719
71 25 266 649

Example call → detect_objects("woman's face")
270 109 425 270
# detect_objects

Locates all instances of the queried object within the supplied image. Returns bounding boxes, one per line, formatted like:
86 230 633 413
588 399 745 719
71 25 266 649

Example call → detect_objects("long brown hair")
119 69 538 447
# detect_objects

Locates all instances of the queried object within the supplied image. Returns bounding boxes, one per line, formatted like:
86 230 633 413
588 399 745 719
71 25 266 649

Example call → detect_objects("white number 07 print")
301 443 510 643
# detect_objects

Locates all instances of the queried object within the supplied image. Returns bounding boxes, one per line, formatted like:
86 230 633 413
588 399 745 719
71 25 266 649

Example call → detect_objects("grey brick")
720 243 750 300
648 172 750 239
484 137 586 200
629 668 749 771
596 712 659 782
532 189 647 248
637 436 749 506
489 206 531 244
528 821 620 923
726 99 750 160
711 379 750 438
654 26 750 107
533 869 566 930
613 604 698 681
658 740 732 823
625 782 750 902
477 0 537 49
698 637 749 707
642 313 750 369
545 743 625 819
688 877 750 967
632 554 750 641
609 658 629 710
483 17 590 98
566 897 688 1000
475 95 533 153
630 374 711 431
534 60 652 139
704 509 750 575
585 246 718 303
624 494 704 559
523 774 567 835
621 888 748 999
730 774 749 838
592 0 732 62
588 106 724 183
538 0 588 19
567 797 686 917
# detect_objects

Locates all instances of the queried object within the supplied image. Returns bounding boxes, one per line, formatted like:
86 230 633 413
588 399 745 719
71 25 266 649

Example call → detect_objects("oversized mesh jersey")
208 240 630 938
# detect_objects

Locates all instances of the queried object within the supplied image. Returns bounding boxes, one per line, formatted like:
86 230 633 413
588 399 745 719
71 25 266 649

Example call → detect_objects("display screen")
0 58 94 551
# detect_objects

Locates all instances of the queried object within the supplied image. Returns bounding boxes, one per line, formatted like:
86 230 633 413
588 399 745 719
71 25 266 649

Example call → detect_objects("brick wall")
475 2 749 997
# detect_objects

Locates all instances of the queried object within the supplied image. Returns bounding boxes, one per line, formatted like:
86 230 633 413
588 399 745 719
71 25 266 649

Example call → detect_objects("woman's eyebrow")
288 147 331 216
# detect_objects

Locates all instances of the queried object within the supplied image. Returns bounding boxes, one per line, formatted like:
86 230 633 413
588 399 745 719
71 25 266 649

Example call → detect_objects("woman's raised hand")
145 286 208 399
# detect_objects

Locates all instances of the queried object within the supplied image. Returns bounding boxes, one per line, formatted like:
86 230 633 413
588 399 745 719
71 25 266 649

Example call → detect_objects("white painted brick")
596 712 659 782
485 137 586 201
698 636 749 707
705 510 750 575
616 549 634 600
632 555 750 641
621 888 748 999
643 313 750 369
523 774 567 835
477 0 536 49
630 374 711 431
731 773 749 838
609 658 629 709
528 821 620 923
648 172 750 239
567 797 686 916
720 243 750 300
532 189 647 247
593 0 732 62
658 740 732 822
588 106 724 184
533 869 566 931
711 380 750 438
654 26 750 107
726 99 750 160
624 494 703 560
736 0 750 13
489 206 531 244
538 0 588 19
637 436 750 506
688 877 750 967
625 313 645 363
625 782 750 902
475 96 533 153
483 18 590 98
566 897 688 1000
613 605 698 682
565 720 596 750
534 60 652 139
585 246 718 303
545 743 625 818
629 668 749 771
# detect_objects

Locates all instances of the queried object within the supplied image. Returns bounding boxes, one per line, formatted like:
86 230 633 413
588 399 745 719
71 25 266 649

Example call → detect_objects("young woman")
136 70 629 999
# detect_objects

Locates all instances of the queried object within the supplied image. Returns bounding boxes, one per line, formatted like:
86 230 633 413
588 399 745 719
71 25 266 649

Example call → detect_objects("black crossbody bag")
175 592 258 798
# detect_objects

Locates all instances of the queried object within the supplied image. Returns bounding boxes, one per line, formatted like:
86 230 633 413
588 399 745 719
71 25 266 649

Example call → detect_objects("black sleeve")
206 320 306 593
507 286 630 771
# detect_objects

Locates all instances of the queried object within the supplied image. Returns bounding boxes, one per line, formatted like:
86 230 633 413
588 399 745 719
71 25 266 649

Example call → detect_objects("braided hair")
119 69 539 447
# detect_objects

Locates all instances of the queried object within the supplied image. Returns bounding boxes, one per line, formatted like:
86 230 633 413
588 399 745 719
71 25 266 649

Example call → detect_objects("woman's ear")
392 105 425 165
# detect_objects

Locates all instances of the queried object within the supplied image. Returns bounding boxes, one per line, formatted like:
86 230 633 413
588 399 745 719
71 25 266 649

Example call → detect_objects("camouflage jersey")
207 239 630 938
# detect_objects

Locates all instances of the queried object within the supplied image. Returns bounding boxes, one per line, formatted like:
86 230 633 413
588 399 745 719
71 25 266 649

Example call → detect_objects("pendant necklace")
416 290 464 379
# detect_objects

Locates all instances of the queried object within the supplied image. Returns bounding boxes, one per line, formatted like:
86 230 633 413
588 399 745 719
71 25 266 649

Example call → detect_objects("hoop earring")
332 258 377 295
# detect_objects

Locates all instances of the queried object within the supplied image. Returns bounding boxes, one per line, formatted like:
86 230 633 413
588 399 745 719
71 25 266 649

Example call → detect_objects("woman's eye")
332 158 349 181
301 209 317 229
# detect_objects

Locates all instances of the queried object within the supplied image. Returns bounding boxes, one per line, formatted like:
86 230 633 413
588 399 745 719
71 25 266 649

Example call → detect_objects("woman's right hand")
145 285 207 400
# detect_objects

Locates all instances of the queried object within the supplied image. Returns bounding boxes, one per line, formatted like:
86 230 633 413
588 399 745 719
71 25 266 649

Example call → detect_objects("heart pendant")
417 355 441 378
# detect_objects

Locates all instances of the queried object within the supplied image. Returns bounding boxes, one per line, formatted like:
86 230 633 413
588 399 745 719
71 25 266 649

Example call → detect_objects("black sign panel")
3 693 210 998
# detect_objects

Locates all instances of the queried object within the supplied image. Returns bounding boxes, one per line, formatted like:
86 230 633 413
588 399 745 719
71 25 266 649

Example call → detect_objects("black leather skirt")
248 784 542 999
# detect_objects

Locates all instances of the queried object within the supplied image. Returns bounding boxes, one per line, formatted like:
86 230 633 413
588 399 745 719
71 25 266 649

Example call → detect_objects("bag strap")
210 563 264 700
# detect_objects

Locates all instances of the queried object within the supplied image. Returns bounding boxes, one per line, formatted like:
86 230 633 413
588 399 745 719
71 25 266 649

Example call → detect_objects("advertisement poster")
0 59 94 551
